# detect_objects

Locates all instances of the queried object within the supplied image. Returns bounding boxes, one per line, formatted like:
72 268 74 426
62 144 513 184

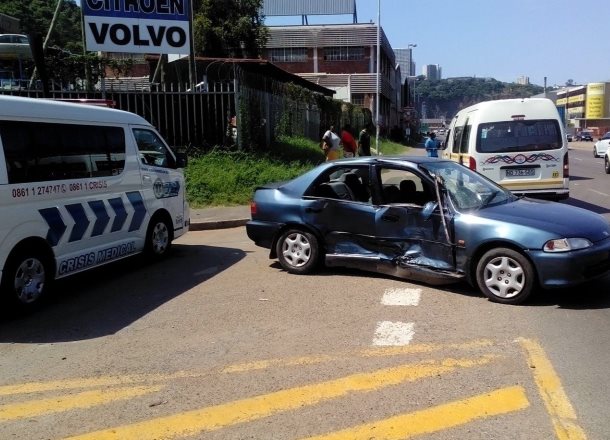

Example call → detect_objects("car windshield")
421 161 514 211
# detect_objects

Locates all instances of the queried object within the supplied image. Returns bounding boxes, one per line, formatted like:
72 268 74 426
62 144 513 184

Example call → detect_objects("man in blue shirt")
425 132 439 157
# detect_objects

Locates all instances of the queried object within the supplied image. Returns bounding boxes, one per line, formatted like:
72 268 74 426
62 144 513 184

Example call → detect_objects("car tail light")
250 201 257 216
469 156 477 171
563 153 569 178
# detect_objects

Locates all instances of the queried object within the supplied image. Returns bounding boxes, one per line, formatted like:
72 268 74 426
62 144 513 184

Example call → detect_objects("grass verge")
185 136 411 207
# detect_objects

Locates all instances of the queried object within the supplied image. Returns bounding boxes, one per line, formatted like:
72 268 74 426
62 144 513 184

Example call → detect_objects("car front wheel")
1 247 53 310
145 214 172 259
276 229 320 275
475 248 535 305
605 156 610 174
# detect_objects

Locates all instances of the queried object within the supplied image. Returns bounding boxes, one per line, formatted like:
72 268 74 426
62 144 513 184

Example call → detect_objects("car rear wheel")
276 229 320 275
475 248 535 305
605 156 610 174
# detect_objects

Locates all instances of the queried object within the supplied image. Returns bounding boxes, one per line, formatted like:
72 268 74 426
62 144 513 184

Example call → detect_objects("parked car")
593 131 610 158
246 157 610 305
0 34 31 59
576 131 594 141
566 133 573 142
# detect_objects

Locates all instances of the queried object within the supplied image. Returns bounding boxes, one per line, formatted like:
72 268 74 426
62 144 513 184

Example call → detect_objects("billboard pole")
188 0 196 89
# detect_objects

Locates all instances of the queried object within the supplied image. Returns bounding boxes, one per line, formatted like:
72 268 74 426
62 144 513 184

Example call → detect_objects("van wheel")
1 247 53 310
475 248 535 305
145 214 172 259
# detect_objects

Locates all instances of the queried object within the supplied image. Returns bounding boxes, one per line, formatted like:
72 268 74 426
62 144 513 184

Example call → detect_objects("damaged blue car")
246 157 610 305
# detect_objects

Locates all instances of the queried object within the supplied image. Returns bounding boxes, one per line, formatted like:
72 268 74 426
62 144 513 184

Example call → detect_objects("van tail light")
469 156 477 171
563 153 569 178
250 201 257 217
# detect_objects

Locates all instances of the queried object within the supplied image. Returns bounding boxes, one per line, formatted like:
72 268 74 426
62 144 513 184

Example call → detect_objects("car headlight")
543 238 592 252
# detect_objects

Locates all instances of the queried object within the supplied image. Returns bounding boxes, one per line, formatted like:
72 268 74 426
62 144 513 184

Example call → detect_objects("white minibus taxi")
0 96 189 309
441 98 569 200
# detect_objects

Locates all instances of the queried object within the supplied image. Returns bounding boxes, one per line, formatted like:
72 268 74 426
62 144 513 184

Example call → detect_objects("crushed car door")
302 166 381 271
372 165 460 285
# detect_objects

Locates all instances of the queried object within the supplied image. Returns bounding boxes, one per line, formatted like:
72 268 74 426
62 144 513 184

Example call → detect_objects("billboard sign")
82 0 191 55
585 83 606 119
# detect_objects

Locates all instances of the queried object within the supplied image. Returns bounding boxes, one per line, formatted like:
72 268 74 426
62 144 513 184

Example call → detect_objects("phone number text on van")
11 180 109 198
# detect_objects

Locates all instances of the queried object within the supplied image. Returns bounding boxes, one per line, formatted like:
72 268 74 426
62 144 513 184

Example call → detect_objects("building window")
351 94 365 106
324 46 364 61
268 48 307 62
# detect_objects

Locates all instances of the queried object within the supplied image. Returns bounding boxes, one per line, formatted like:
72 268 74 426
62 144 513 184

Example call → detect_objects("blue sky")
264 0 610 87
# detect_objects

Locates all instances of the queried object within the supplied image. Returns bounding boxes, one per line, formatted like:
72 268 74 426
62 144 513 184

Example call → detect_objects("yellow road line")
223 339 495 373
0 372 194 396
0 340 496 396
518 338 587 440
301 385 529 440
0 385 161 421
64 355 498 440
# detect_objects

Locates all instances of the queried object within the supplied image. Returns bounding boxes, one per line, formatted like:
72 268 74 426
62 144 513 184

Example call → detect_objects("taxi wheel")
276 229 320 275
145 214 172 259
1 247 53 310
475 248 535 305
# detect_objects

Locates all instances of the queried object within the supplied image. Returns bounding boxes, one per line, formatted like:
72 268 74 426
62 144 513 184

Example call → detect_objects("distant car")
594 131 610 158
577 131 594 142
0 34 31 59
566 133 573 142
246 156 610 305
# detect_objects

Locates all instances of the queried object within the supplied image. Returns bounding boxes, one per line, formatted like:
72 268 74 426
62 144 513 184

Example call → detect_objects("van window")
460 124 471 154
0 121 125 183
133 129 176 169
477 120 562 153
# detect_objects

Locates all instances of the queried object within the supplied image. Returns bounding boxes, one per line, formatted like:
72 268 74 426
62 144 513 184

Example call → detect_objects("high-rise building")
394 47 415 82
422 64 442 81
516 75 530 85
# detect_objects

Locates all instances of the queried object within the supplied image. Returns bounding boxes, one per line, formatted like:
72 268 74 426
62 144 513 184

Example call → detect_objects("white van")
441 98 569 200
0 96 189 309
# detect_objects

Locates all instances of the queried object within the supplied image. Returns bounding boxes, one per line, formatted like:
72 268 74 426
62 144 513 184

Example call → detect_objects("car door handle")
382 214 400 222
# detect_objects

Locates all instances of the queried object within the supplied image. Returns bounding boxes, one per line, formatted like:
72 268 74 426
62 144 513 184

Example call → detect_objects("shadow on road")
0 243 246 343
569 175 594 181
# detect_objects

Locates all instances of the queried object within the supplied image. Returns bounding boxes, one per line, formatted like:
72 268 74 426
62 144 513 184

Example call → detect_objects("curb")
189 218 249 231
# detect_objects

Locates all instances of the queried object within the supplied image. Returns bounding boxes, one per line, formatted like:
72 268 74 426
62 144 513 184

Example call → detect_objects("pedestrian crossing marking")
373 321 415 346
0 385 161 421
381 287 421 306
301 385 529 440
62 355 499 440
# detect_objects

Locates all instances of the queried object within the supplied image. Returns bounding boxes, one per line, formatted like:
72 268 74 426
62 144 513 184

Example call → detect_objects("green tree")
0 0 82 53
192 0 268 58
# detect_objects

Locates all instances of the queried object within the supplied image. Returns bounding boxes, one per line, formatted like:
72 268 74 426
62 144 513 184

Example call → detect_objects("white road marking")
589 188 609 197
381 288 421 306
373 321 415 346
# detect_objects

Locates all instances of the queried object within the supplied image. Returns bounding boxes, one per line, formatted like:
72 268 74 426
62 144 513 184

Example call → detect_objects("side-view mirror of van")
175 151 188 168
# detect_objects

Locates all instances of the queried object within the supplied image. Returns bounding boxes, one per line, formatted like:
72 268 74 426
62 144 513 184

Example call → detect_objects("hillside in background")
412 77 545 119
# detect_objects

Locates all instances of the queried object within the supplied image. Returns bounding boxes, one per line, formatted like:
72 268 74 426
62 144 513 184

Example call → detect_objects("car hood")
477 198 610 242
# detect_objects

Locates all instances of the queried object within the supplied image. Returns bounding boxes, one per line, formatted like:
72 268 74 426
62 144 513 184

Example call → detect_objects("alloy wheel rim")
152 222 169 254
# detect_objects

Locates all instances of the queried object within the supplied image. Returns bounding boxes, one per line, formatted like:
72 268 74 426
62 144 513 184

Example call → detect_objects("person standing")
358 124 372 156
340 125 357 158
425 132 439 158
322 125 341 161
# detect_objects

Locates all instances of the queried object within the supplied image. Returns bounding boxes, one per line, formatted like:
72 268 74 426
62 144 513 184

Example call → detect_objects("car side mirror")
421 201 438 220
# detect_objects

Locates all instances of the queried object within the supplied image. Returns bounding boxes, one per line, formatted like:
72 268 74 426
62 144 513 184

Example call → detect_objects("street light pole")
375 0 380 155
